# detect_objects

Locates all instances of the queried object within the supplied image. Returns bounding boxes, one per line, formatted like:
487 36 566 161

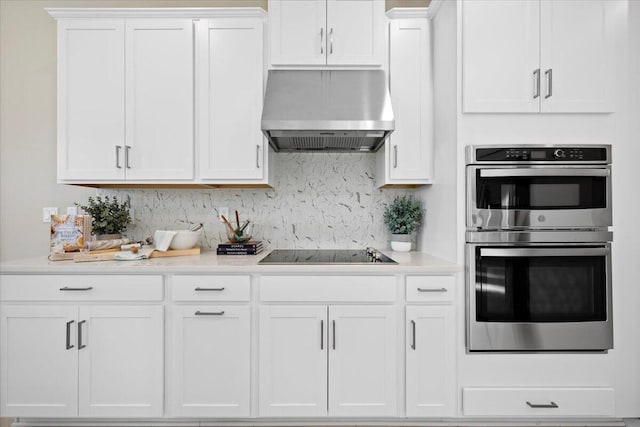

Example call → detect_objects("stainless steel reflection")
466 165 612 230
466 230 613 244
466 242 613 352
261 70 394 152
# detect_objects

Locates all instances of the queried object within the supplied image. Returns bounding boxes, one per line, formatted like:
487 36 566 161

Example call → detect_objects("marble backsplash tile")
99 153 413 250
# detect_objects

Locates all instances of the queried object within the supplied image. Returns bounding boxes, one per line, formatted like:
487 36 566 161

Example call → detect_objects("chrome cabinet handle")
115 145 122 169
417 287 448 293
527 401 558 409
60 286 93 291
66 320 75 350
78 320 86 350
410 320 416 350
256 145 261 169
320 27 324 54
194 287 225 291
332 320 336 350
125 145 132 169
195 310 225 316
320 320 324 350
393 145 398 168
329 28 333 54
533 69 540 99
545 69 553 98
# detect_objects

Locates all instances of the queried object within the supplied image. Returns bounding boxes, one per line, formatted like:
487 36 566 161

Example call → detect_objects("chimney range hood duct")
261 70 394 153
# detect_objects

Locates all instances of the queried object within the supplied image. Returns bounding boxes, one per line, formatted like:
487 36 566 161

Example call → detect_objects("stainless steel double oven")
466 145 613 352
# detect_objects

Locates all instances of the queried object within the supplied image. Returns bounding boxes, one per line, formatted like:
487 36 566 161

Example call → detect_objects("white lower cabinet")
405 305 455 417
0 304 164 417
171 305 251 417
462 387 615 417
259 305 396 417
0 305 79 417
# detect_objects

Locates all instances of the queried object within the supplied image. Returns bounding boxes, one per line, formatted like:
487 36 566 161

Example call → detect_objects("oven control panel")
474 146 609 163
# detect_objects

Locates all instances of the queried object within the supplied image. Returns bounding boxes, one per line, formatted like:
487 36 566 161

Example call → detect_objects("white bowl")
169 230 202 250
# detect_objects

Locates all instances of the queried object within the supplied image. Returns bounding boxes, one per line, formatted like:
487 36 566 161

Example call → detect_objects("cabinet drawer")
406 275 455 302
0 275 163 301
260 276 395 302
462 387 615 417
172 275 250 301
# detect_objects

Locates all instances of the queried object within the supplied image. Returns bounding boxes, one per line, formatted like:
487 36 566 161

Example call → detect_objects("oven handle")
480 247 609 257
479 168 609 178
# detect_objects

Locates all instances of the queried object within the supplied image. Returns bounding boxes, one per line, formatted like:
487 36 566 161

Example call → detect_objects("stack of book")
217 241 263 255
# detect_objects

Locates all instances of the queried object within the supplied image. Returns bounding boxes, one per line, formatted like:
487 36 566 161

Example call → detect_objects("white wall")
415 0 458 262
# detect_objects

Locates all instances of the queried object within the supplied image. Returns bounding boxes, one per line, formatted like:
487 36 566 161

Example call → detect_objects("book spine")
217 248 262 255
217 244 262 249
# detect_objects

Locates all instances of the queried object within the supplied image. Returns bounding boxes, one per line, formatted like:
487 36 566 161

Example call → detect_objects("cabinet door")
406 305 455 417
78 306 163 417
388 18 433 182
326 0 384 66
124 19 194 180
461 0 540 113
540 0 614 113
198 18 266 181
269 0 327 66
57 19 125 180
259 305 327 417
328 305 396 416
171 305 250 417
0 305 78 417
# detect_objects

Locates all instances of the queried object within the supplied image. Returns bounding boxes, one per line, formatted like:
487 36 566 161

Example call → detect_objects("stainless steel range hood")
261 70 394 152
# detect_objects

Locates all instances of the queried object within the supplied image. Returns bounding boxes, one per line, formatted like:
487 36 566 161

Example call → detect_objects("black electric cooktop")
258 248 397 265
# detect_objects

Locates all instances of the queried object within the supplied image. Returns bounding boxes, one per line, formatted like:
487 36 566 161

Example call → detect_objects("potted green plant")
383 195 423 252
76 196 131 240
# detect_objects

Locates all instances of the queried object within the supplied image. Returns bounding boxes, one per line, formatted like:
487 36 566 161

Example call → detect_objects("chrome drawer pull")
417 287 447 293
527 401 558 409
410 320 416 350
66 320 75 350
320 320 324 350
194 287 225 291
60 286 93 291
195 310 225 316
78 320 86 349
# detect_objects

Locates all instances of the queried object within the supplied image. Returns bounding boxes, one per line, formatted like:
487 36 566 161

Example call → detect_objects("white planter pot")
390 233 412 252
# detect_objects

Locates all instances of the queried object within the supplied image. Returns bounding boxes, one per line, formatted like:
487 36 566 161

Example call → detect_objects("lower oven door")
467 244 613 351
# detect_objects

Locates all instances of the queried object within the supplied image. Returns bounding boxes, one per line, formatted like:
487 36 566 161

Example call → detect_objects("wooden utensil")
235 210 240 228
220 214 236 235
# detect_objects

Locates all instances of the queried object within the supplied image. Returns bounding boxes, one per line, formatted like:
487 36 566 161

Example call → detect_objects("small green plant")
383 195 423 234
76 196 131 235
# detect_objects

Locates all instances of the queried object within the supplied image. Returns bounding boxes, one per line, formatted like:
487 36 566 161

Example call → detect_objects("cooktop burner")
258 248 397 264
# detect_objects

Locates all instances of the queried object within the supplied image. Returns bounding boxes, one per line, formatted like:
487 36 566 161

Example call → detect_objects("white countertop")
0 250 460 275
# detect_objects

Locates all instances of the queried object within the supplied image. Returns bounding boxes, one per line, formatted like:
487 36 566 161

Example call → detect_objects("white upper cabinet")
269 0 326 65
269 0 384 67
462 0 614 113
52 9 269 186
539 0 614 113
57 19 126 181
197 16 268 182
56 16 194 182
376 10 433 187
124 19 194 180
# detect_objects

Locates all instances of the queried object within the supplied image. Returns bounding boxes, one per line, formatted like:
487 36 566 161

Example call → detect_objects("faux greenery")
383 195 423 234
76 196 131 235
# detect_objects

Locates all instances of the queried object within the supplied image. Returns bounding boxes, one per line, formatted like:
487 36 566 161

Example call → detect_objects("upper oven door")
467 165 612 229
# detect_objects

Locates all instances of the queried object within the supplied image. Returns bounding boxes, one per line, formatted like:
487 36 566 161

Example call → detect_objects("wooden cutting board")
73 247 201 262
